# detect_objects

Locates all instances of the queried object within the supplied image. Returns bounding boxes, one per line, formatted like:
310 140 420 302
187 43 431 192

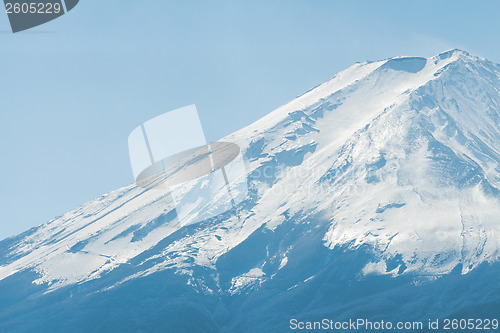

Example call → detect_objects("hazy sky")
1 0 500 239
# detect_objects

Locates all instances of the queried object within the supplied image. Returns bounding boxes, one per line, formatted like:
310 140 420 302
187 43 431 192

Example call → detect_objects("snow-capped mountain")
1 49 500 332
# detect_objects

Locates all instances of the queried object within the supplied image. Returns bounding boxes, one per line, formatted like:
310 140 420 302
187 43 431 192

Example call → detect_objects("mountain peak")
1 50 500 303
436 48 474 60
380 49 480 74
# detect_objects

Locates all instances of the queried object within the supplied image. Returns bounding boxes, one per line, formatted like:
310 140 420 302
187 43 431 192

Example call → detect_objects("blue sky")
1 0 500 240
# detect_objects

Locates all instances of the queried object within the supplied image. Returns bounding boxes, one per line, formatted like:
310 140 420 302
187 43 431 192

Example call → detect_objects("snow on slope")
1 49 500 294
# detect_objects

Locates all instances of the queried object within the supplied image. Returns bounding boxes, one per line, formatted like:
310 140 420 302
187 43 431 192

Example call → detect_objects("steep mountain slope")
1 49 500 332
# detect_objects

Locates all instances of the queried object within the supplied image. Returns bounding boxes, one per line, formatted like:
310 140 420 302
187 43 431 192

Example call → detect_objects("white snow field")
2 49 500 290
1 49 500 333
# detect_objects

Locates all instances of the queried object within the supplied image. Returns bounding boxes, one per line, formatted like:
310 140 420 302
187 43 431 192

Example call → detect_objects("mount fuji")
1 49 500 332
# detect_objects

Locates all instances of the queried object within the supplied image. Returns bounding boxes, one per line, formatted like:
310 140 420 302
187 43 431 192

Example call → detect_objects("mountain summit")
1 49 500 332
